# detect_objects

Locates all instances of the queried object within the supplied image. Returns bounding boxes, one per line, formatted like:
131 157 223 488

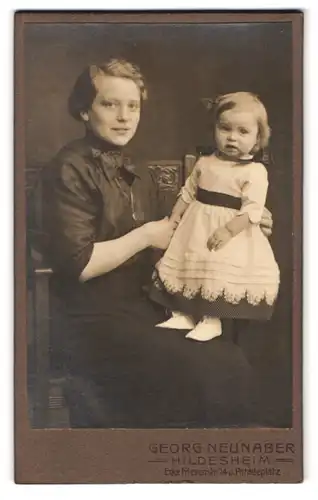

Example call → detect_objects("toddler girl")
151 91 280 341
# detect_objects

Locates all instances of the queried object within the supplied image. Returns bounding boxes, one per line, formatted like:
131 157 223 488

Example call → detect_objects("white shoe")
156 311 195 329
186 317 222 342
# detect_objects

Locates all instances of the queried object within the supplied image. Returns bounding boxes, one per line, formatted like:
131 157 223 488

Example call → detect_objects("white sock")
185 317 222 342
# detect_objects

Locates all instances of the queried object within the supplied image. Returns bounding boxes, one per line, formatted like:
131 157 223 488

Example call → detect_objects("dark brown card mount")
15 11 303 484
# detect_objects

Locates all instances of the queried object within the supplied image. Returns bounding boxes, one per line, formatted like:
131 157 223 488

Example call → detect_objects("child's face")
215 108 259 159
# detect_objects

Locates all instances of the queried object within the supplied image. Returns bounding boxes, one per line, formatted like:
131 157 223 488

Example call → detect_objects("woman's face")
83 75 141 147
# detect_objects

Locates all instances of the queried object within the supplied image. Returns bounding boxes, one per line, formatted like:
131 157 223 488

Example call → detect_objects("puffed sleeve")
179 159 201 203
239 163 268 224
42 155 100 278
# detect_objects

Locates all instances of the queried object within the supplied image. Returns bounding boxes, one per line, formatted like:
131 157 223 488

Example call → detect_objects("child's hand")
207 226 232 251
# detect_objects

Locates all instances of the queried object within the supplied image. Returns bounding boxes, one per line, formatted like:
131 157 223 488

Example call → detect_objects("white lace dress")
151 154 280 320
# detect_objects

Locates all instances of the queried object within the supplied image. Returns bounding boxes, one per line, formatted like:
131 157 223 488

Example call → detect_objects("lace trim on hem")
153 274 279 306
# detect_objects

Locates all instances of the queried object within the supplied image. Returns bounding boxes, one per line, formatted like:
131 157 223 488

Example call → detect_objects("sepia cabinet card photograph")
14 11 303 483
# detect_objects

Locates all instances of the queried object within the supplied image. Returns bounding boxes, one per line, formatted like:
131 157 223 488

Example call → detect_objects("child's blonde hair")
212 91 271 153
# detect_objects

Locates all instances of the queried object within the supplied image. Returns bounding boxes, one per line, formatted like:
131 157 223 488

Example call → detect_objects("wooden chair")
27 154 197 428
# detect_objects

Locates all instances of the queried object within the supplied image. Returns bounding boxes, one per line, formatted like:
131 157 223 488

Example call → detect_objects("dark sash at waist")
197 188 241 210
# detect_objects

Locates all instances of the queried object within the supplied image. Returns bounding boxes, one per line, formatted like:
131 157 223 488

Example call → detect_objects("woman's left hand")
207 227 232 251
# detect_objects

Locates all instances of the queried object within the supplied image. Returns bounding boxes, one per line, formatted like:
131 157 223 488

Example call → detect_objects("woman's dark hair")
68 59 147 121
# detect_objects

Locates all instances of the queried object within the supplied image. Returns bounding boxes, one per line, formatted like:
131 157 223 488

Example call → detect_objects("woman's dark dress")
41 133 255 428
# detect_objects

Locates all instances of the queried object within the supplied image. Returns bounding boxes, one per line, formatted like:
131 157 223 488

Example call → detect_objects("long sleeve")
239 163 269 224
179 160 201 203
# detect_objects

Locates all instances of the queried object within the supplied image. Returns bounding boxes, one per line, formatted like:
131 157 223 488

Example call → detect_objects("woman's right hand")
143 217 175 250
260 207 273 237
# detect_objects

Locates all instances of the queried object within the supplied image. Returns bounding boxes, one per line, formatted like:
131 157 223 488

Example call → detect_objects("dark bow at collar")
91 147 140 181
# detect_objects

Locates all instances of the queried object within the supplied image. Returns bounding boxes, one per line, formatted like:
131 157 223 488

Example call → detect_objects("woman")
41 59 272 428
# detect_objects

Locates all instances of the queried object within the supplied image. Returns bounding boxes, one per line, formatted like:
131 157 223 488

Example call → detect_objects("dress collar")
84 131 140 180
215 150 254 165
